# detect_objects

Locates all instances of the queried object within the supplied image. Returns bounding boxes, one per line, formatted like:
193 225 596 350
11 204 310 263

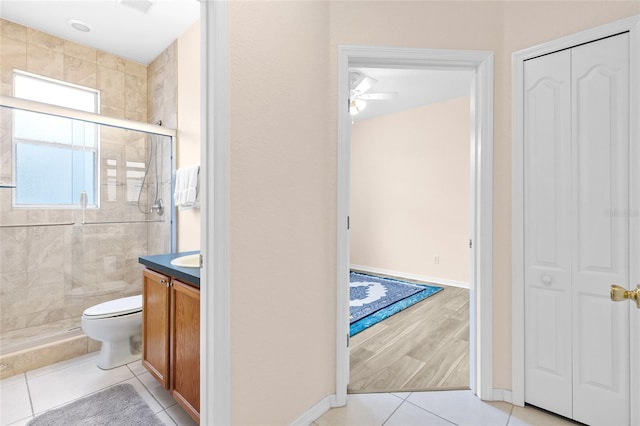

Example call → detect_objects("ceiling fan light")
350 99 367 115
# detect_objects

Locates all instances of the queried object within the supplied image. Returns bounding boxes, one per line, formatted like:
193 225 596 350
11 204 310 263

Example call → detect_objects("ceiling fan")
349 71 397 115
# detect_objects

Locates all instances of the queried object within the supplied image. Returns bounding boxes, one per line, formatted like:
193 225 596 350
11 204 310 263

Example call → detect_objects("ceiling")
350 67 473 122
0 0 200 65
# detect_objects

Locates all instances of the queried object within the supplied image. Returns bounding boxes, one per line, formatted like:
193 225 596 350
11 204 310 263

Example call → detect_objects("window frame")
11 70 101 209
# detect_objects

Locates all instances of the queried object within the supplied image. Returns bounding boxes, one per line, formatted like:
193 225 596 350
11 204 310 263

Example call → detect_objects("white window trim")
10 71 101 208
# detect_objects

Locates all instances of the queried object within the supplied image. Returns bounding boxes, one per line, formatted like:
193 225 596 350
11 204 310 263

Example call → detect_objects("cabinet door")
170 280 200 423
142 268 170 388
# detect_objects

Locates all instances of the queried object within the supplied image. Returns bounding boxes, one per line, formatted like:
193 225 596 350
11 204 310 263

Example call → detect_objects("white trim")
350 264 470 289
289 394 336 426
0 95 176 138
629 15 640 426
337 46 494 405
511 15 640 419
492 389 514 404
336 47 351 407
200 0 230 425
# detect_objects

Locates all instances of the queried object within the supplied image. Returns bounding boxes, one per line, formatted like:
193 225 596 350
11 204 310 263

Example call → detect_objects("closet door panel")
571 33 630 426
523 49 572 418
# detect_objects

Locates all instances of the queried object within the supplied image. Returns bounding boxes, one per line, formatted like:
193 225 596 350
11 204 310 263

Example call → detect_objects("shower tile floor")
0 352 196 426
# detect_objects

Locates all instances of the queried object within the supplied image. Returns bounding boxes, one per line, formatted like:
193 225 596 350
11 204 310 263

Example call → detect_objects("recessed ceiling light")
68 20 91 33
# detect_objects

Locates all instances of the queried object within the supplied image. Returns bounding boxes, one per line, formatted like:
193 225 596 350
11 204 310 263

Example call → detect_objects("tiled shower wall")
147 40 177 255
0 19 175 377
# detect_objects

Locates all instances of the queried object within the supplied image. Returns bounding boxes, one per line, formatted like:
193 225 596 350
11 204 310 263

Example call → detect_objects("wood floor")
348 282 469 394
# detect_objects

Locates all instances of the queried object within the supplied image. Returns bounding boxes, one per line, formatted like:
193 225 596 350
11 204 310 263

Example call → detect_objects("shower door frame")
0 94 178 250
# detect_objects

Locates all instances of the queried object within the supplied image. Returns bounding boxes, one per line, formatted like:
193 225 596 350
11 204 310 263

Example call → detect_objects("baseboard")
350 264 470 289
492 388 514 404
290 394 336 426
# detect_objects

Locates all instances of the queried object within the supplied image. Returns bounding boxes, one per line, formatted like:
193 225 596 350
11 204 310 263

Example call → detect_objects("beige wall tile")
0 228 27 274
100 104 125 119
26 28 63 53
64 56 97 88
147 42 178 128
96 66 124 109
26 226 66 274
0 19 26 42
1 67 15 96
26 44 63 80
0 335 89 380
125 74 147 113
0 126 12 181
1 80 11 96
1 36 27 71
97 51 125 72
64 40 96 63
124 60 146 78
125 109 146 122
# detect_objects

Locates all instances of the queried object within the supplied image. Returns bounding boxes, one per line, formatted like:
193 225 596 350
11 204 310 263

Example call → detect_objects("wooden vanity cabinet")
142 269 200 424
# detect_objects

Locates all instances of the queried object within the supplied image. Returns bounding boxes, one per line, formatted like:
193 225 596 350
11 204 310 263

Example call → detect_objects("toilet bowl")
81 295 143 370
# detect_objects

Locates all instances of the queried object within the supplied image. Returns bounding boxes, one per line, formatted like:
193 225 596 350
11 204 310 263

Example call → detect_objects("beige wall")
226 2 639 423
350 97 470 283
228 2 334 424
176 21 201 251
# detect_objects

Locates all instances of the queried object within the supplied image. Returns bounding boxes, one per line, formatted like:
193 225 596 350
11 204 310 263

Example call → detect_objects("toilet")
81 295 143 370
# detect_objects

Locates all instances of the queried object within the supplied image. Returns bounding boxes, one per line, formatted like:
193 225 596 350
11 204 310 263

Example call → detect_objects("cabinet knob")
541 275 552 285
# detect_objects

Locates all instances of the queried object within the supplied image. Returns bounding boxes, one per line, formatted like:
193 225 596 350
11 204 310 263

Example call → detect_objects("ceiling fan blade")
358 92 397 100
352 75 378 95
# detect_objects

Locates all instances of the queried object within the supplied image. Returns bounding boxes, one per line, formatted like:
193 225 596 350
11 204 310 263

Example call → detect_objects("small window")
13 71 100 207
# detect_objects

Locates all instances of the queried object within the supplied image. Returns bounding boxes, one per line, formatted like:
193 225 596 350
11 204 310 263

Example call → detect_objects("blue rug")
350 272 443 336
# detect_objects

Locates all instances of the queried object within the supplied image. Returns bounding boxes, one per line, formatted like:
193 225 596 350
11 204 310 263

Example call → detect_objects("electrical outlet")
434 255 440 264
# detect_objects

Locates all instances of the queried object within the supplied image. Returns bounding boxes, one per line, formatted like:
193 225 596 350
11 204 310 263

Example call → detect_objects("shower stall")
0 96 175 378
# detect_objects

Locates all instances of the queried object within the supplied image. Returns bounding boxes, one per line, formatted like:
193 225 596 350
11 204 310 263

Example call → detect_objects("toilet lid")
83 295 142 318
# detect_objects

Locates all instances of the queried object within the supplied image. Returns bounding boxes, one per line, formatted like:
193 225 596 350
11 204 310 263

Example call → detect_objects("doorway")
347 66 472 393
336 46 495 406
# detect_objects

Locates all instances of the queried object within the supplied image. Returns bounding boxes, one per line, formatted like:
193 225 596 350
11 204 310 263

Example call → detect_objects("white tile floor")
313 391 579 426
0 353 577 426
0 353 197 426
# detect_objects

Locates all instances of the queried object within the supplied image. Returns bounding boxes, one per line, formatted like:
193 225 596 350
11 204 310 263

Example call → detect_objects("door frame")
336 46 495 406
200 1 230 425
511 15 640 423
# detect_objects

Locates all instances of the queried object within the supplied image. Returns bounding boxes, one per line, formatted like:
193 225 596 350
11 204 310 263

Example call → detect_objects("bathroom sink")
170 254 201 268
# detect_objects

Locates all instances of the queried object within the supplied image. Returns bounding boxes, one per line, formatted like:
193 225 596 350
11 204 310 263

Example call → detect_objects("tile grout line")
506 404 514 426
380 394 407 426
24 371 35 422
128 363 178 425
401 398 460 425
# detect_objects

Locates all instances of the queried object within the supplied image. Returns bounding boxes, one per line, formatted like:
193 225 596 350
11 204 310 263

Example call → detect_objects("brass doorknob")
610 284 640 309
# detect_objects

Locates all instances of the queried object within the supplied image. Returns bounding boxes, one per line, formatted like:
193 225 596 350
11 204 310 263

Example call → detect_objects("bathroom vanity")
138 252 200 424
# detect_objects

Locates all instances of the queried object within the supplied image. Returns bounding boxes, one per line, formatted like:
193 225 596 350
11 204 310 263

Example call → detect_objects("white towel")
174 165 200 210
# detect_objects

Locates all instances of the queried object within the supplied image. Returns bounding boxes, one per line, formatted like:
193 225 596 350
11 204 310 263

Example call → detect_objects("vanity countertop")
139 251 200 288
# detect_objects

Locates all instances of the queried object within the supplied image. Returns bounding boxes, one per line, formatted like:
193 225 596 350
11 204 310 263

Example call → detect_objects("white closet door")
571 33 630 426
523 49 573 418
524 32 632 425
